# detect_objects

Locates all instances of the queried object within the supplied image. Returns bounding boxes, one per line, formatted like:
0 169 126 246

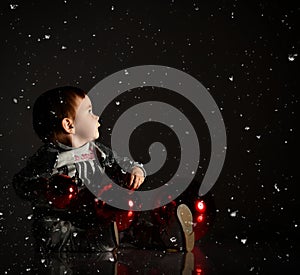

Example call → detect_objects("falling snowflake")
170 236 177 243
61 45 67 50
13 98 18 103
44 34 51 39
288 53 297 61
229 75 234 81
230 210 238 217
241 238 247 244
10 4 18 9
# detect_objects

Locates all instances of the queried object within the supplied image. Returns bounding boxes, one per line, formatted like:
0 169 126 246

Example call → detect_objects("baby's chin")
94 131 100 140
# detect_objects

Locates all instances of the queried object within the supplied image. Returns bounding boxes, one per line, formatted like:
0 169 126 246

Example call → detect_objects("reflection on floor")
30 245 209 275
1 238 297 274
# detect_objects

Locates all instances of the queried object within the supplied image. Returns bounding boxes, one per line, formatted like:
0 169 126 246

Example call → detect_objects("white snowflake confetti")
13 98 18 103
10 4 18 9
44 34 51 39
241 238 247 244
61 45 67 50
245 126 250 130
274 183 280 192
230 210 238 217
229 75 234 81
170 236 177 243
288 53 297 61
115 101 120 105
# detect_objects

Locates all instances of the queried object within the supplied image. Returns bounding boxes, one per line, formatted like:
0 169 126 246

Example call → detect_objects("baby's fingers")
133 176 144 190
128 174 135 188
132 177 140 190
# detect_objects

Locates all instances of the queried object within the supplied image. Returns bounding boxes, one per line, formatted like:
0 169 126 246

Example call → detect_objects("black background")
0 0 298 273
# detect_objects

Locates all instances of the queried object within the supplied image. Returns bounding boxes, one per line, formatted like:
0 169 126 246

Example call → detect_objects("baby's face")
73 95 100 144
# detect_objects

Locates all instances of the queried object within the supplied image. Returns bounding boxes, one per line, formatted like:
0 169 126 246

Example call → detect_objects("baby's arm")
94 142 146 189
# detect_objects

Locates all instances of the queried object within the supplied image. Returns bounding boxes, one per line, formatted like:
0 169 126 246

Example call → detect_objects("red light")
196 214 204 223
69 187 74 193
195 200 206 213
196 267 202 274
128 211 133 217
68 194 73 199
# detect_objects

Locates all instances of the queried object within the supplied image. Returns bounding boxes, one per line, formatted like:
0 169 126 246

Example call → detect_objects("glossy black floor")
0 214 297 275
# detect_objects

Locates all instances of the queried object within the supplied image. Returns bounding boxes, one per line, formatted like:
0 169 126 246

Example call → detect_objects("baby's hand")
127 166 145 190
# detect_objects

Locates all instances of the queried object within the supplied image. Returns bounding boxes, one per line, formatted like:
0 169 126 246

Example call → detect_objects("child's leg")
32 216 78 253
83 221 119 252
153 202 195 252
32 216 119 253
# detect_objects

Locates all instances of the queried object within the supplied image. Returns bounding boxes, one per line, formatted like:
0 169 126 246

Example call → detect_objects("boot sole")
177 204 195 252
113 221 119 246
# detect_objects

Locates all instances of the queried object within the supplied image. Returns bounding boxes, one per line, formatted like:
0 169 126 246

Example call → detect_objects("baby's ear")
62 118 75 134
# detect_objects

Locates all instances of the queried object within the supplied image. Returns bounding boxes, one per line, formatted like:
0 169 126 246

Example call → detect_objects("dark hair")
32 86 86 142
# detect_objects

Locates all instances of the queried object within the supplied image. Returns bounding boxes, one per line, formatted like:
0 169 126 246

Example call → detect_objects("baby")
13 86 146 254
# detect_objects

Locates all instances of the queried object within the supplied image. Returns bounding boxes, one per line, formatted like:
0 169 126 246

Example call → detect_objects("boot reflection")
34 246 209 274
116 246 208 275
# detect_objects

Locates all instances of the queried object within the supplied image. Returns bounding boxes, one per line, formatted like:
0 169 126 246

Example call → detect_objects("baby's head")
33 86 100 147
